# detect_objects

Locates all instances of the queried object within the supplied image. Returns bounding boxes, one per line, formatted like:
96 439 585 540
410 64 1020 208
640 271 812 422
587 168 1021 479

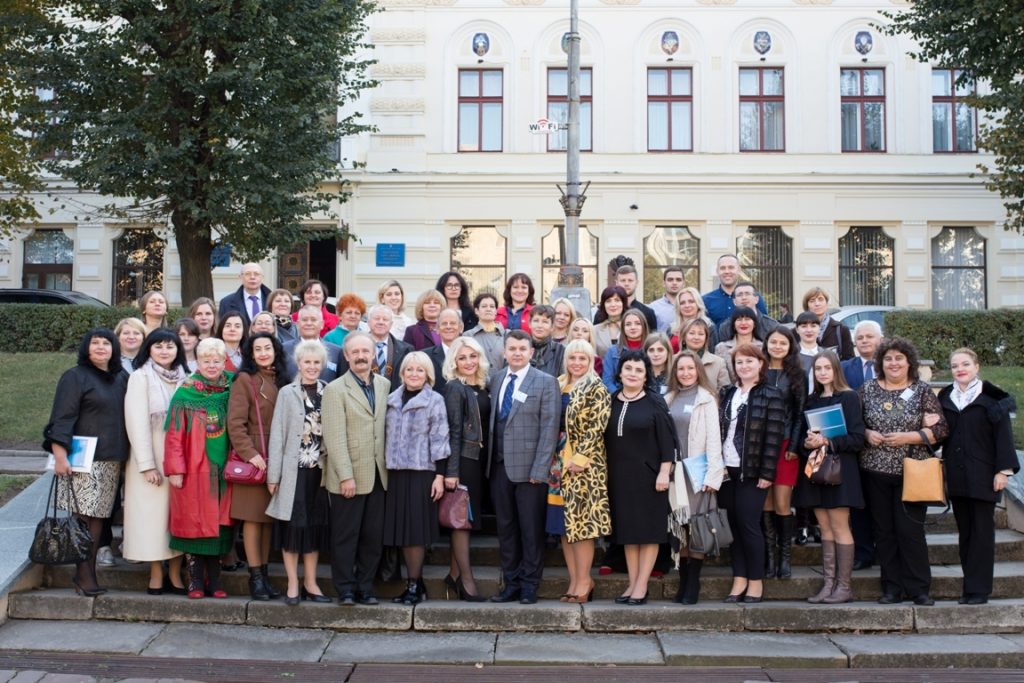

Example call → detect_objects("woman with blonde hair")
802 287 853 361
551 298 578 345
403 289 446 351
569 318 603 376
440 337 491 600
665 350 724 604
378 280 416 340
670 287 715 352
139 290 169 332
548 339 612 603
116 317 147 373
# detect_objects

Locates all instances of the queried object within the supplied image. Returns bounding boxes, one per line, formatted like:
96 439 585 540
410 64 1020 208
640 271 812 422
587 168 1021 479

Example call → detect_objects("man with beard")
323 332 391 606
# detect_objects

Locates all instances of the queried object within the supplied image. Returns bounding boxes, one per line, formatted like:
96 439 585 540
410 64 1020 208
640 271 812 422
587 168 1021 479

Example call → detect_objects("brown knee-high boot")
823 543 854 603
807 540 835 603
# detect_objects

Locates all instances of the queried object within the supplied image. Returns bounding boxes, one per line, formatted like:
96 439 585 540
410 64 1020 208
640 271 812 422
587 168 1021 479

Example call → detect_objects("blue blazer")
841 356 871 391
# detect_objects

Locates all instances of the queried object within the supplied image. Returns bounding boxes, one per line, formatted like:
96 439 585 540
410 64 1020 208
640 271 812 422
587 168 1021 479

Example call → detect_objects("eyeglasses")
444 282 461 289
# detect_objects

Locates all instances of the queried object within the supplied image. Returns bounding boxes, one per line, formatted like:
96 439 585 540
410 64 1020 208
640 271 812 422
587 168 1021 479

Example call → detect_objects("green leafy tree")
884 1 1024 233
11 0 375 301
0 0 46 236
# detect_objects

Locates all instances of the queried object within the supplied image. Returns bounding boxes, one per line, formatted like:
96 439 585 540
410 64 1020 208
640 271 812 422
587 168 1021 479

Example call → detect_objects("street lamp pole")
554 0 591 314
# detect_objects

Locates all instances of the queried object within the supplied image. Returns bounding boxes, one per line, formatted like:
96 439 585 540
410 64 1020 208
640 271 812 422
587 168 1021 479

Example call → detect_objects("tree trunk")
173 211 214 305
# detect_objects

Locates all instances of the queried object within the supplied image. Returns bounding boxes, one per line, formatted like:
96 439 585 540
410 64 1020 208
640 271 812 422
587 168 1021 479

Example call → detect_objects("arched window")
643 226 699 299
931 226 986 309
839 227 894 306
22 229 73 290
737 226 792 310
451 225 507 296
112 228 165 306
541 226 598 303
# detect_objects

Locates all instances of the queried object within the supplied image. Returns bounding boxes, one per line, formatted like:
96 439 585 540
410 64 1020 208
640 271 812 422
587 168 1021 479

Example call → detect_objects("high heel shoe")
285 593 300 606
567 586 594 604
627 592 648 606
723 589 747 603
614 594 631 604
443 574 458 600
72 579 107 597
301 587 332 603
456 577 486 603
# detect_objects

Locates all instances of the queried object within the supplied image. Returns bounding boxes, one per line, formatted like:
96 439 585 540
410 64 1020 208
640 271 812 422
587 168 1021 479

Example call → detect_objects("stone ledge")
7 590 92 621
742 601 915 632
93 592 247 625
913 600 1024 634
413 600 582 632
322 632 496 664
495 633 664 665
248 599 412 631
659 631 848 668
831 633 1024 668
582 601 744 632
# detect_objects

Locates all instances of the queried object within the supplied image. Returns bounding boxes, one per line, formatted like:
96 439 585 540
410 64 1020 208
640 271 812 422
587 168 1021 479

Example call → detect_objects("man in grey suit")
487 329 560 604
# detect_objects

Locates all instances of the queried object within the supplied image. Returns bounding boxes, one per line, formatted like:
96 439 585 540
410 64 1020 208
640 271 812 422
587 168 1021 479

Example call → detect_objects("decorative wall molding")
370 63 427 79
697 0 737 5
369 28 426 43
370 97 426 113
793 0 832 4
504 0 545 5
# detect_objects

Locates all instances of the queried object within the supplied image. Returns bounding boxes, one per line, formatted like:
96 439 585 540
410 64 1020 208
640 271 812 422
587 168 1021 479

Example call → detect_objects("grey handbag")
687 491 733 557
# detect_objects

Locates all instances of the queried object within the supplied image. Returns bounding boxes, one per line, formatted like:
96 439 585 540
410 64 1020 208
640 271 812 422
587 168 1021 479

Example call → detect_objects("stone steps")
9 589 1024 636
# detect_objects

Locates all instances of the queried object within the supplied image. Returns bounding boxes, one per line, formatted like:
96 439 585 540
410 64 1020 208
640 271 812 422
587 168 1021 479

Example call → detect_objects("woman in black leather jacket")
440 336 491 601
718 343 786 603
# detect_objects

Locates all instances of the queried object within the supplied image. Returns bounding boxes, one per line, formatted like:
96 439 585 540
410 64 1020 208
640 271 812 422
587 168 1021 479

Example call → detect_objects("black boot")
682 558 703 604
204 556 226 598
674 558 689 603
777 514 794 579
795 526 810 546
249 566 271 601
185 554 205 599
261 564 281 599
761 511 779 578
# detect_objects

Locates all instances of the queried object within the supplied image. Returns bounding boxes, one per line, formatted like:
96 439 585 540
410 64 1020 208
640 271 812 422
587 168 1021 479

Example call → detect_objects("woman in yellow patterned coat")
546 339 612 604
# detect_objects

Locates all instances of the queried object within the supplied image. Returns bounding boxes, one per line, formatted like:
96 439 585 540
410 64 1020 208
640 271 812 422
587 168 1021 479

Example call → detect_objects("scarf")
951 378 982 411
165 371 233 468
142 359 188 429
274 315 293 330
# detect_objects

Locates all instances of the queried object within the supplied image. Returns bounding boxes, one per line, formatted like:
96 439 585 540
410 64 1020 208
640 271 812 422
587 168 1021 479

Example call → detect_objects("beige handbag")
901 431 946 506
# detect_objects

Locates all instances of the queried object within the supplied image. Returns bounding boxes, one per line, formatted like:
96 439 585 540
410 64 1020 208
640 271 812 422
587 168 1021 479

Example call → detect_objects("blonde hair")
196 337 227 360
666 349 716 398
569 317 596 344
950 347 980 367
250 311 276 332
115 317 147 338
802 286 833 311
400 350 436 387
139 290 168 328
293 339 327 366
377 280 406 311
444 337 490 388
558 339 597 390
551 297 578 332
414 289 445 321
672 287 709 335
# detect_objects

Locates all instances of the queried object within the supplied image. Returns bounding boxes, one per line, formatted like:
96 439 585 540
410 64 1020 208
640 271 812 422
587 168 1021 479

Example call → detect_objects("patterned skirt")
57 460 122 518
562 456 612 544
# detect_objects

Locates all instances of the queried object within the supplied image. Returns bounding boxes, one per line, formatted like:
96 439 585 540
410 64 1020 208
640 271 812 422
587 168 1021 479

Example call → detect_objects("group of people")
42 256 1017 607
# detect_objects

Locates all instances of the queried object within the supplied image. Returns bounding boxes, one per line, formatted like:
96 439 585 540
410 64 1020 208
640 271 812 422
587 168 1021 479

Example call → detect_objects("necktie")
864 361 874 381
376 342 386 373
249 295 260 320
499 373 517 421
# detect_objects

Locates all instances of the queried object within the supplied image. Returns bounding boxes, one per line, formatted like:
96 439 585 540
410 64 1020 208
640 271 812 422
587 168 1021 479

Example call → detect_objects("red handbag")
224 378 268 485
438 485 473 530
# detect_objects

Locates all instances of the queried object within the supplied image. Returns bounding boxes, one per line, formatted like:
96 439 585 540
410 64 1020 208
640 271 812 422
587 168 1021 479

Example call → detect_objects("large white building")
3 0 1023 313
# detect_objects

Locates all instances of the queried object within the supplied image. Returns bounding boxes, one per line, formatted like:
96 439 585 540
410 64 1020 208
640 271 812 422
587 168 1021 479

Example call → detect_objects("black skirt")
792 452 865 510
271 467 328 554
383 469 439 546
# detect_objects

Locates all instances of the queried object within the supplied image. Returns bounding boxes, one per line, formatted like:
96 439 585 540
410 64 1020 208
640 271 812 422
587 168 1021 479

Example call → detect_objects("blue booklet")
46 435 97 473
805 404 848 439
682 454 708 495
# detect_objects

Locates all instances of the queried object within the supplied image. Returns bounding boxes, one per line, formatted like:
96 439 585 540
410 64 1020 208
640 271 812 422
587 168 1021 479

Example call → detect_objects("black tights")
75 515 106 591
402 546 425 580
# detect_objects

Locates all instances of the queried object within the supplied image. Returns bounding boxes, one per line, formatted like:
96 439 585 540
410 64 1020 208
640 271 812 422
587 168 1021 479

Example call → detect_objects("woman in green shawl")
163 337 235 599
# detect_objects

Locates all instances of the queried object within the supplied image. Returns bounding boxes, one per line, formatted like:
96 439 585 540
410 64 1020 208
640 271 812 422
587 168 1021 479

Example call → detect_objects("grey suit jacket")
487 367 560 483
265 381 324 521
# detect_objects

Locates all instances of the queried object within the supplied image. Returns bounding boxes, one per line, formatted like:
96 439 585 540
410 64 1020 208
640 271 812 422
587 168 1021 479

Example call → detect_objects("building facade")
2 0 1023 312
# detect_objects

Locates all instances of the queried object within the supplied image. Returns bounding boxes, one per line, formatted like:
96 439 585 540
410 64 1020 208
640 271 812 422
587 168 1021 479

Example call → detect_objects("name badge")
683 404 694 414
513 390 528 403
327 362 337 372
899 387 914 401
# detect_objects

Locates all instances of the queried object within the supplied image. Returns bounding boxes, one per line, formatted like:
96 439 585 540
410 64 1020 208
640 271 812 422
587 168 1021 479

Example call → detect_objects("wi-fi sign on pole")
527 117 565 134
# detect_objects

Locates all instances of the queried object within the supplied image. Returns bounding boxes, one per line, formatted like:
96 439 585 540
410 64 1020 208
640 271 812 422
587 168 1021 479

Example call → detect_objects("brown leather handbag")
438 485 473 530
805 444 842 486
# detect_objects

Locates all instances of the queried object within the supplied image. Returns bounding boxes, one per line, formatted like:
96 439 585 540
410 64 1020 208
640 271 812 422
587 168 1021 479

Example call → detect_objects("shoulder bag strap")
252 378 267 456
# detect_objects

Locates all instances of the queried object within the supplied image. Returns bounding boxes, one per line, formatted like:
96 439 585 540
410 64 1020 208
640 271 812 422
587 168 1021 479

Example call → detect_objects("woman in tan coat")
123 329 189 594
227 332 288 600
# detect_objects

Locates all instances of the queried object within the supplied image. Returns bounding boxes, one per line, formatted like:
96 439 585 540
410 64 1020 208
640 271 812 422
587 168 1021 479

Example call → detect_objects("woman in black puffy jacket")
718 343 786 603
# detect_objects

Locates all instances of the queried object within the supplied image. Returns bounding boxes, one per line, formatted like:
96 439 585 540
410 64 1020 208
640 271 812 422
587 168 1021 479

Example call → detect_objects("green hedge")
0 304 188 353
884 309 1024 367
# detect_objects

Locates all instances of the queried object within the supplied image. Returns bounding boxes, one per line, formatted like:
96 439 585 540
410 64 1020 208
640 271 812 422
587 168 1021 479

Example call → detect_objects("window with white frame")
458 69 503 152
647 68 692 152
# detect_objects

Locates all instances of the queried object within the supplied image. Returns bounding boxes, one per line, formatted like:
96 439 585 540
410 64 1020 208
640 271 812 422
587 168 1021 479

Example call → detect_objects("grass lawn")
932 366 1024 450
0 474 37 508
0 352 74 449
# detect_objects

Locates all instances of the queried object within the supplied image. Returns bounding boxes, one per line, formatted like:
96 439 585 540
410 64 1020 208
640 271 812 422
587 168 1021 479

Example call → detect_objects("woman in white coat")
123 328 190 594
665 350 724 604
265 340 331 605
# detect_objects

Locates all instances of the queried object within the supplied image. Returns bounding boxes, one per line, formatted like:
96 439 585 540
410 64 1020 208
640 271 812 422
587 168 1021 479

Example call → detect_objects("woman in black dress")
604 349 675 605
794 351 865 604
441 337 491 601
938 348 1019 604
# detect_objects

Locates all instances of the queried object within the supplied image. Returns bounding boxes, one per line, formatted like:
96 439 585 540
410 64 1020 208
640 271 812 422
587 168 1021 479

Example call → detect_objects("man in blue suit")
841 319 883 570
487 330 560 604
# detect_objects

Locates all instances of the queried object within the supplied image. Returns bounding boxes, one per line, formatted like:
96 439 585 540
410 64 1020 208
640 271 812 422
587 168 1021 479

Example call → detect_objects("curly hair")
614 348 656 391
873 336 920 383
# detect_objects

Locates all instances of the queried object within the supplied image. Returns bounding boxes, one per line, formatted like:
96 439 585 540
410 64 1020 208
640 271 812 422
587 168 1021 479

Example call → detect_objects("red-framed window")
647 67 693 152
739 67 784 152
932 68 977 153
840 68 886 152
547 67 592 152
458 69 503 152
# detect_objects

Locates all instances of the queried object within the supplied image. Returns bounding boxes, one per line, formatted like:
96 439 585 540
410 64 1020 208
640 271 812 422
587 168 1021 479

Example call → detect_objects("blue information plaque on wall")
210 244 232 268
376 243 406 267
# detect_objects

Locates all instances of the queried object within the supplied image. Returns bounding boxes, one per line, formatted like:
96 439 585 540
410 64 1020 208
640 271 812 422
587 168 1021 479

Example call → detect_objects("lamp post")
552 0 591 316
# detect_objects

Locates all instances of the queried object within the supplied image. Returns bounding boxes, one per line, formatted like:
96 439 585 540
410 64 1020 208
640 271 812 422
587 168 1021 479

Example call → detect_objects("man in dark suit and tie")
336 305 412 391
841 319 883 570
487 329 560 604
218 262 272 323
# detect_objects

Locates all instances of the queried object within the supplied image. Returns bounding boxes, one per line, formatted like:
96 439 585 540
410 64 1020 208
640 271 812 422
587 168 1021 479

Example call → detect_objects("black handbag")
688 491 733 557
806 444 842 486
29 475 93 566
